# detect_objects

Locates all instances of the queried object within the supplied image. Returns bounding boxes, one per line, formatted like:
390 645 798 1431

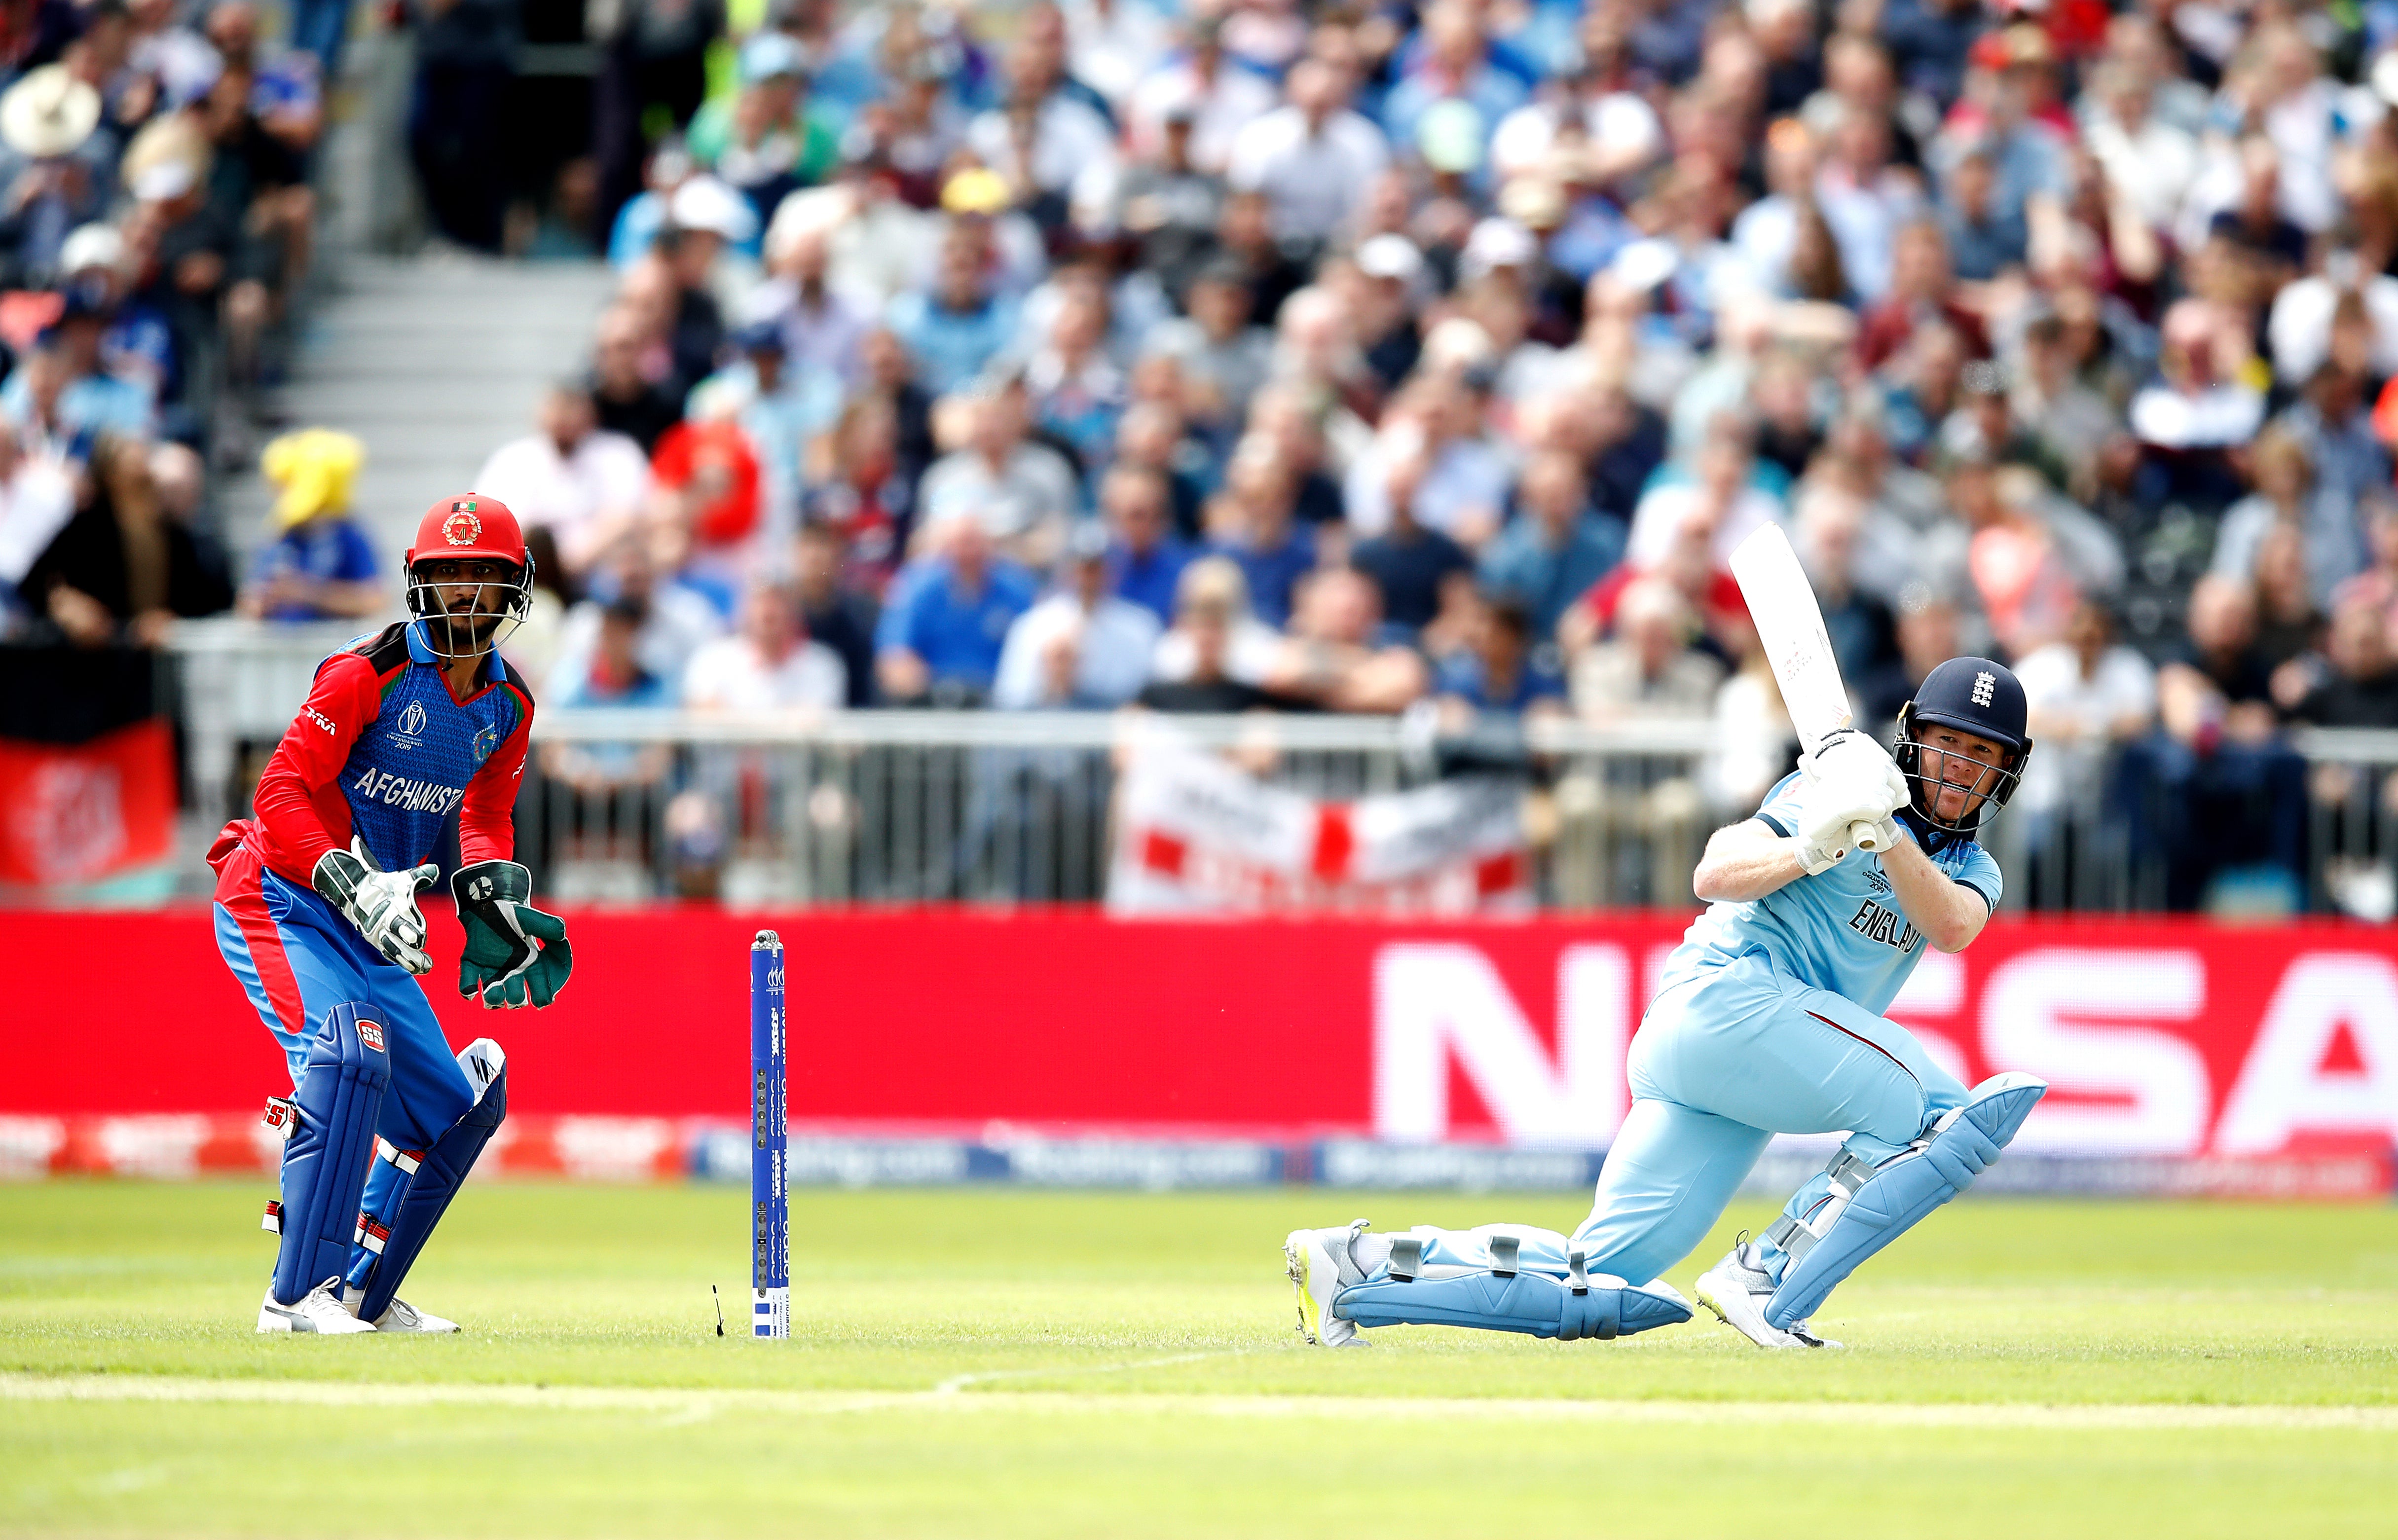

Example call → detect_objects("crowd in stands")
469 0 2398 910
0 0 330 646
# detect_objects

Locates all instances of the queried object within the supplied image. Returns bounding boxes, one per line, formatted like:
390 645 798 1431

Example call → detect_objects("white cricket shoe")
1695 1241 1842 1350
367 1296 460 1333
1284 1219 1371 1347
257 1276 378 1334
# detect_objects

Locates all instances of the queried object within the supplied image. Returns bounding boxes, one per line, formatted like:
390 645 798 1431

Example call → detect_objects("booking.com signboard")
1 911 2394 1184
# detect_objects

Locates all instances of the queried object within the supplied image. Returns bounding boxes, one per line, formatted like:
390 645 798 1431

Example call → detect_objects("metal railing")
521 707 1719 907
160 620 2398 915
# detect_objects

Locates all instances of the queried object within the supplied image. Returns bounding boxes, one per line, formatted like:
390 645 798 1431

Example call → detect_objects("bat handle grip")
1850 819 1884 853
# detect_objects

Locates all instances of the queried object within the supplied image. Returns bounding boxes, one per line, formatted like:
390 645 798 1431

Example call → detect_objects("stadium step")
219 256 617 568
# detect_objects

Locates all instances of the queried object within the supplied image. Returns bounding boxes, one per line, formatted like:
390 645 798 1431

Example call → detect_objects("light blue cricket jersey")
1659 772 2003 1017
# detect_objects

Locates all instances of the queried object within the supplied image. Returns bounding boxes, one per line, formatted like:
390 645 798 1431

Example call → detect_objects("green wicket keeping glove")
451 860 573 1009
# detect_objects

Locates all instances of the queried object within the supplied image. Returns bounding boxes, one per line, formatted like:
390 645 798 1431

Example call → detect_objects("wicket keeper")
211 495 572 1333
1287 659 2046 1349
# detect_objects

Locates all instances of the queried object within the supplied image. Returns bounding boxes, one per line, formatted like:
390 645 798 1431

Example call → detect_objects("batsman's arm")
252 653 380 874
1877 832 1991 953
1692 819 1808 903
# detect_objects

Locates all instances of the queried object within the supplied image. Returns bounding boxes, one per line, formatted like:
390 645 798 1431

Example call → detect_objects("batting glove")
313 838 438 975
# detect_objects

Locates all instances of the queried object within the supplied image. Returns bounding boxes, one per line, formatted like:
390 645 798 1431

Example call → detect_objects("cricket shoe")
1284 1219 1372 1347
359 1294 460 1333
257 1276 379 1334
1695 1241 1842 1350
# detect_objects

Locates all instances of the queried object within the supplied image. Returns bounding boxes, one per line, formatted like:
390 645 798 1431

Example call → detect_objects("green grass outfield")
4 1182 2396 1538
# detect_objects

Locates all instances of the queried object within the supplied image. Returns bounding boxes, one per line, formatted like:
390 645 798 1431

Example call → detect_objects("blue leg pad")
1332 1269 1691 1341
1763 1073 2046 1331
272 1002 391 1307
351 1040 507 1322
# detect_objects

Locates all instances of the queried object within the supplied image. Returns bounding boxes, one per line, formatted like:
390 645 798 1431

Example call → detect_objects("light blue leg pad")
1762 1073 2047 1331
1331 1226 1692 1342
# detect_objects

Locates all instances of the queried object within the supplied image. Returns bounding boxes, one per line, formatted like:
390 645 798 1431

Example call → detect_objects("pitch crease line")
5 1375 2395 1431
934 1349 1247 1394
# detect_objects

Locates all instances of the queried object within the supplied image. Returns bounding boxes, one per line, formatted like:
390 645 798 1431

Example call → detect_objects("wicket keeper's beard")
431 586 505 657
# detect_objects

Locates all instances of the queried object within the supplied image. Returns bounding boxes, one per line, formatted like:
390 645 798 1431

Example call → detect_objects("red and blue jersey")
211 621 534 893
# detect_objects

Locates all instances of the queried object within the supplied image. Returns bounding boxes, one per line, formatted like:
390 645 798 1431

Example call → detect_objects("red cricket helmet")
404 494 529 570
402 494 536 659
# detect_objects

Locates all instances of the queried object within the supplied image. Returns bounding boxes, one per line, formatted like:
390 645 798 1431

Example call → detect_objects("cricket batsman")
210 495 572 1334
1286 659 2047 1349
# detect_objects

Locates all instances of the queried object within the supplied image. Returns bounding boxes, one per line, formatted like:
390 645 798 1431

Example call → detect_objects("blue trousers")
1396 953 1967 1288
216 860 474 1281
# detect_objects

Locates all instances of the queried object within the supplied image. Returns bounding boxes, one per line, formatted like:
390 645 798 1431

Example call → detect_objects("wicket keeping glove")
451 859 573 1009
313 838 439 975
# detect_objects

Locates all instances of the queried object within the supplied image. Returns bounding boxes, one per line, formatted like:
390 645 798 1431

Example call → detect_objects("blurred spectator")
1791 483 1896 687
1225 59 1389 245
683 578 845 710
875 509 1037 705
22 431 228 646
919 380 1078 563
239 428 380 622
475 382 653 578
546 536 723 699
589 303 686 454
885 219 1019 395
0 64 110 287
0 418 75 634
1264 565 1426 713
1477 449 1624 643
2287 593 2398 730
408 0 519 251
1434 595 1563 718
2266 365 2384 603
1102 463 1190 624
1138 554 1278 712
2015 597 2157 828
1570 575 1723 723
1558 576 1714 905
687 33 839 231
2132 575 2308 911
593 0 724 228
992 520 1159 709
1623 420 1780 573
1127 15 1274 178
793 521 876 707
748 220 867 387
543 596 676 773
2 304 151 443
1205 437 1313 628
805 390 916 592
1113 98 1226 303
1344 377 1510 543
1147 257 1271 433
1350 447 1471 638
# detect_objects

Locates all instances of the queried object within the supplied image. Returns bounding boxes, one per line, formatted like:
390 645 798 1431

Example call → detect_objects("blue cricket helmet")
1891 656 2034 836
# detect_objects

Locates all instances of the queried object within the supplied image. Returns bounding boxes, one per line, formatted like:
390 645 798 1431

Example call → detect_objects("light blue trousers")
1395 953 1968 1288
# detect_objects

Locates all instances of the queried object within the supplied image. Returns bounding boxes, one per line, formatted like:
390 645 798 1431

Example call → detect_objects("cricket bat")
1728 523 1888 854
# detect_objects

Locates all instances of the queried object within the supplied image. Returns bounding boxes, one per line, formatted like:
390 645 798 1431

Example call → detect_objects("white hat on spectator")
0 65 99 160
1356 233 1424 284
59 223 122 277
131 158 197 204
1608 236 1679 293
1459 217 1537 283
668 175 759 244
1422 316 1496 372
